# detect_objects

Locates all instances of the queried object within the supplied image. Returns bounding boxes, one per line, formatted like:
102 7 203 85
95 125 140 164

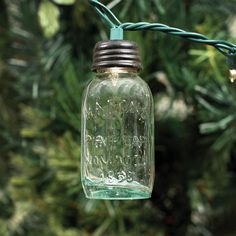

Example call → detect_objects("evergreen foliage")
1 0 236 235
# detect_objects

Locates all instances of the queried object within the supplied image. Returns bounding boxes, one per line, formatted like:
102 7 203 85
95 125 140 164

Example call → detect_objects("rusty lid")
92 40 142 72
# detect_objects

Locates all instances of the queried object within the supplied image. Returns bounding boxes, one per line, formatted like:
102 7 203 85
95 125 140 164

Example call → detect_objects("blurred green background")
1 0 236 235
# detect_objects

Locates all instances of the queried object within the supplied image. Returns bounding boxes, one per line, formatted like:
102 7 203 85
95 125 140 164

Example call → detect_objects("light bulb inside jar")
81 40 155 200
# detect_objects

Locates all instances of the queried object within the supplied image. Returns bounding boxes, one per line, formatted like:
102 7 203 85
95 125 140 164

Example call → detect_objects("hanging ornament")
81 39 155 200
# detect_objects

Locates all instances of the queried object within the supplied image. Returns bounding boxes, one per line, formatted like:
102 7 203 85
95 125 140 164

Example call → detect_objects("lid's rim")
92 40 142 72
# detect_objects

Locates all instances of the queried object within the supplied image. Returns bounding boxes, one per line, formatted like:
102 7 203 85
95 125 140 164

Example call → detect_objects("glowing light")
229 69 236 83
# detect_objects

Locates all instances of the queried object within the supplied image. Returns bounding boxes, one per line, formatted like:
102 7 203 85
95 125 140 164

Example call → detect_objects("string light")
228 54 236 82
89 0 236 83
81 0 236 200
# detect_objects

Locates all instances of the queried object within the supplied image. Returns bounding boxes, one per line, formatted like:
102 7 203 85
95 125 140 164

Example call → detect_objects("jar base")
82 181 151 200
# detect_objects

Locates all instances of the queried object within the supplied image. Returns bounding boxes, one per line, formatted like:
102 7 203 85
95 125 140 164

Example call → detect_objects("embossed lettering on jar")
81 40 154 200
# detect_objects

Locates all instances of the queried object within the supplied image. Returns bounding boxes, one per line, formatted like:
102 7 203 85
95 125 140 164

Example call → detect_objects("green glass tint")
81 69 154 200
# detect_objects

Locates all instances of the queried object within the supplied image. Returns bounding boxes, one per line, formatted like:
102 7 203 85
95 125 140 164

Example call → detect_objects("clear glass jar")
81 67 154 200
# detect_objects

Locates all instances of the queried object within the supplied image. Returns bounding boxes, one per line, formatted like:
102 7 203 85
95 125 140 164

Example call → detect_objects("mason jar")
81 40 154 200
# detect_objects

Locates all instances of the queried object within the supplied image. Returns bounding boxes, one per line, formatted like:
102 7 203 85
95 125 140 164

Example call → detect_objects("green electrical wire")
89 0 236 55
121 22 236 55
90 0 121 28
89 0 236 81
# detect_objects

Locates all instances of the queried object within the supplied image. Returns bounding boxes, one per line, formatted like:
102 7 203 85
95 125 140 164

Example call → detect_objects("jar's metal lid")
92 40 142 72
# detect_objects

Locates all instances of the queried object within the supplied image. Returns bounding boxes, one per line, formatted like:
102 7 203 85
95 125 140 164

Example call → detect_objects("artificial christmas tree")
1 0 236 235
